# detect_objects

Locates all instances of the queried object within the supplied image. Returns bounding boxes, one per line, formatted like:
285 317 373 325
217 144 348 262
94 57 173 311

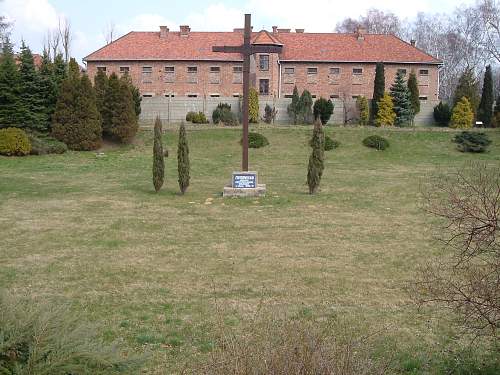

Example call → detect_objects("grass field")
1 125 500 373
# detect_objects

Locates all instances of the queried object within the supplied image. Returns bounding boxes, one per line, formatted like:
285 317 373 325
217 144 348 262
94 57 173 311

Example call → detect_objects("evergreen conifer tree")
152 116 164 192
17 41 48 131
39 50 58 129
371 62 385 124
356 96 369 125
53 53 67 88
52 71 102 150
307 117 325 194
94 69 108 119
177 122 190 195
478 65 494 127
453 68 480 114
450 97 474 129
249 87 259 123
287 86 301 124
300 89 313 124
408 71 420 118
0 37 22 128
390 71 412 126
375 92 396 127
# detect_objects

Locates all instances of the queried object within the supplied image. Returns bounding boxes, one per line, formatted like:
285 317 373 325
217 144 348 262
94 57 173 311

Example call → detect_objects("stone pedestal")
223 171 266 197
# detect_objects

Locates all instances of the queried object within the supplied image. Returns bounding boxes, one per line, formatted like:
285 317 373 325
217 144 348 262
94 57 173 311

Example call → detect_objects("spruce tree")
287 86 301 124
39 50 58 129
177 121 190 195
371 62 385 124
390 71 412 127
53 53 67 89
101 73 119 136
478 65 494 127
0 37 22 128
453 68 480 114
300 89 313 124
408 71 420 118
152 116 165 192
307 117 325 194
17 41 48 131
52 70 102 150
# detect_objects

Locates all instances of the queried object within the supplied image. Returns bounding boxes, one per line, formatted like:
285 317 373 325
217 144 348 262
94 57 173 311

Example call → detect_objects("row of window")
283 67 429 76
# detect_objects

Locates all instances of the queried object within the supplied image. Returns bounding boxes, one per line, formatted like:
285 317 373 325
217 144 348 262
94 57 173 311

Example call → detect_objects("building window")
233 66 243 84
330 67 340 75
233 93 241 97
209 66 221 84
142 66 153 83
353 68 363 75
284 66 295 84
259 55 269 71
210 93 220 97
187 93 198 98
419 69 429 76
284 67 295 74
187 66 198 83
419 96 428 101
119 66 129 75
284 94 293 98
164 66 175 83
142 94 153 98
164 93 175 98
398 68 407 75
330 94 339 99
307 67 318 84
97 66 107 73
259 79 269 95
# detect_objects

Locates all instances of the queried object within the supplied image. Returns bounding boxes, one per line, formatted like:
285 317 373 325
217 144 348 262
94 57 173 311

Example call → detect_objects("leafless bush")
415 163 500 342
196 312 389 375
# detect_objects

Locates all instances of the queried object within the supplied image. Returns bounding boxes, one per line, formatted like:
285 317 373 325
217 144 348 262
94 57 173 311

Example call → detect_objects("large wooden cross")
213 14 283 171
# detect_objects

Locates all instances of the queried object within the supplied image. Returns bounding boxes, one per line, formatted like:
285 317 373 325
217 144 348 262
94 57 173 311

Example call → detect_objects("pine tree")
300 89 313 124
390 71 412 126
478 65 494 127
453 68 480 114
177 122 190 195
408 71 420 118
307 117 325 194
17 41 48 131
249 87 259 123
371 62 385 124
450 97 474 129
152 116 164 192
94 69 108 118
375 92 396 127
52 71 102 150
0 37 22 128
39 50 58 129
356 96 369 125
287 86 301 124
53 53 67 89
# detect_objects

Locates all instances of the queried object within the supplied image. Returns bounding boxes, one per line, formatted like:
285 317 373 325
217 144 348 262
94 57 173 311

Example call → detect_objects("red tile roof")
84 30 441 65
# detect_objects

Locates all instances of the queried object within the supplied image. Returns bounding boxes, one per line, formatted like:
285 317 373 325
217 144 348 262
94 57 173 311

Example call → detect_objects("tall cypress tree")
120 73 141 117
287 86 301 124
0 37 22 128
407 71 420 119
307 117 325 194
453 68 480 114
101 73 119 137
390 71 412 127
177 122 190 195
94 69 108 119
17 41 48 131
478 65 494 127
152 116 165 192
371 62 385 124
300 89 313 124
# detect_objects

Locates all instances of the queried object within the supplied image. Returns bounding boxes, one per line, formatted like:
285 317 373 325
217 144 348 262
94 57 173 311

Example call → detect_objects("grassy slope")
1 126 499 373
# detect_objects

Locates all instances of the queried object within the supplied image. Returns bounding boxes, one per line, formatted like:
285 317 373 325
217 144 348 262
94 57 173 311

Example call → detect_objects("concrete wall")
140 96 438 125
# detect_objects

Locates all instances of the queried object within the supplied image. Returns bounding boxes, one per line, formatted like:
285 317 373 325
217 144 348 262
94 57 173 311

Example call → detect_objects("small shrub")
363 135 389 150
450 97 474 129
241 132 269 148
433 101 452 127
249 87 259 123
375 93 396 127
213 103 238 126
356 96 369 125
324 135 340 151
313 97 334 125
193 112 209 124
186 111 196 122
0 127 31 156
28 133 68 155
453 131 492 153
263 104 277 124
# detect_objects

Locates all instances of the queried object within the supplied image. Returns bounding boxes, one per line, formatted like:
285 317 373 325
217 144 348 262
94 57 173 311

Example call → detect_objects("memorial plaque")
232 172 257 189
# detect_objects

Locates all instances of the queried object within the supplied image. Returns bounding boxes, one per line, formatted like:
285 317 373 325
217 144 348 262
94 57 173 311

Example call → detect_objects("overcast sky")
1 0 475 64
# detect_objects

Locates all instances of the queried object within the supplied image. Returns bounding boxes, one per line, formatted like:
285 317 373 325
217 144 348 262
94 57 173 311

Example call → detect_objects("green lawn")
1 125 499 373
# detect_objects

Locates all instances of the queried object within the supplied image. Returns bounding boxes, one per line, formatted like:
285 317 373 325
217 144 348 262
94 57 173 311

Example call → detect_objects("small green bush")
213 103 238 126
0 127 32 156
240 132 269 148
324 135 340 151
186 111 196 122
433 101 452 127
186 111 208 124
313 98 334 125
363 135 389 150
453 131 492 153
28 132 68 155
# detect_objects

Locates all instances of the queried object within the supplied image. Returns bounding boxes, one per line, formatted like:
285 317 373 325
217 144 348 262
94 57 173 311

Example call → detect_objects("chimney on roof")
295 28 305 33
356 26 367 41
160 26 169 38
277 28 291 33
180 25 190 36
272 26 278 34
410 39 416 47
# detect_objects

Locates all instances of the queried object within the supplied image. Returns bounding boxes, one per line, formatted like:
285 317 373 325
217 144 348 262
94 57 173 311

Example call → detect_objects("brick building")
84 25 441 103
